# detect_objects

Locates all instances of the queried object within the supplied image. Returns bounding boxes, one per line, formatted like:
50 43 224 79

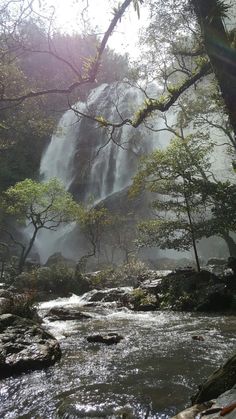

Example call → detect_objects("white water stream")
1 291 236 418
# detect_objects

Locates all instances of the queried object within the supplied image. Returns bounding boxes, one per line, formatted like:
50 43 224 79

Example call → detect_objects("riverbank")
1 265 236 417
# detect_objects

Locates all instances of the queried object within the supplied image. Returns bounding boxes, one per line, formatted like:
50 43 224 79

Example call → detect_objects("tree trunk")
184 193 201 272
222 232 236 257
191 0 236 140
18 227 39 273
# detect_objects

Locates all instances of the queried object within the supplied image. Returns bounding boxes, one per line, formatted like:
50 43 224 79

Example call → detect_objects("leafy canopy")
2 178 78 228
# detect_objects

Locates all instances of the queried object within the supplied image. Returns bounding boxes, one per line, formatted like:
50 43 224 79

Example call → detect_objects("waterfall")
40 103 86 188
34 105 86 263
33 81 232 264
34 82 164 262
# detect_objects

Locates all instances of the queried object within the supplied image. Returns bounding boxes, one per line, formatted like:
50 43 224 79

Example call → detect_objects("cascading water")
33 103 86 263
35 82 165 262
39 103 86 189
33 81 232 264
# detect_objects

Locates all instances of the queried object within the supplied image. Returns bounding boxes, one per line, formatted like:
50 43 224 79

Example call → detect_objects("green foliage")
137 219 195 251
130 287 156 306
109 258 148 285
88 259 149 288
88 267 115 288
36 265 80 296
1 179 78 272
131 134 215 262
2 178 78 225
0 19 130 192
95 116 109 127
130 134 213 198
77 205 113 251
16 265 83 296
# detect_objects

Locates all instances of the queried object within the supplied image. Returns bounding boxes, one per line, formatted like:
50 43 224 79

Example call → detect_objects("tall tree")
131 129 236 269
190 0 236 139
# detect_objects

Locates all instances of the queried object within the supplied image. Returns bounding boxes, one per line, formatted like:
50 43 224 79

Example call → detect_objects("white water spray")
35 83 165 262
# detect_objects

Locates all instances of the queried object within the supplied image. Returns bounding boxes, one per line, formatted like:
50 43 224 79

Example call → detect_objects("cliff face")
69 82 155 203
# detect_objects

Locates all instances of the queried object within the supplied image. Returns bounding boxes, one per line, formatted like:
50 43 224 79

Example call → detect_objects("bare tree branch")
0 0 133 106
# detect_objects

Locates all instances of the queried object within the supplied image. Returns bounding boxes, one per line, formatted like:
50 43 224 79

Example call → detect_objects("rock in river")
0 314 61 379
87 333 124 345
44 307 92 322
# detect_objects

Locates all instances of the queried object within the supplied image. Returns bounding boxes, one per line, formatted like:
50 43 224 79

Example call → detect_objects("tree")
0 0 134 107
1 0 235 151
190 0 236 139
103 213 138 264
199 180 236 256
76 205 113 271
68 0 236 159
1 178 78 273
130 131 220 271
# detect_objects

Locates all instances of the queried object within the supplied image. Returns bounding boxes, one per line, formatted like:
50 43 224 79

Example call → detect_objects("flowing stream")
1 291 236 418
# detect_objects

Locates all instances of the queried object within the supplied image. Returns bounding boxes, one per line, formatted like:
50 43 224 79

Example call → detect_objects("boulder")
82 288 132 304
45 252 76 268
195 288 233 312
0 297 12 315
192 335 204 341
87 333 124 345
171 401 213 419
0 313 61 378
138 269 236 312
191 352 236 404
207 258 227 266
45 307 92 321
173 386 236 418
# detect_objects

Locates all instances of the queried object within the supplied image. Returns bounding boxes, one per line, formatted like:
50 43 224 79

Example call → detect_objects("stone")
192 335 204 341
171 401 213 419
82 288 132 305
45 307 92 321
195 287 233 312
137 269 236 313
191 352 236 404
174 387 236 419
0 313 61 378
87 333 124 345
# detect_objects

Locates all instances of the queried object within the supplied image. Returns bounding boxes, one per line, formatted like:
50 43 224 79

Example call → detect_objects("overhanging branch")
0 0 133 107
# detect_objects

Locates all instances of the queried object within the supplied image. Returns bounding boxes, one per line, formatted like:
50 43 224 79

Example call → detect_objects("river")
0 291 236 418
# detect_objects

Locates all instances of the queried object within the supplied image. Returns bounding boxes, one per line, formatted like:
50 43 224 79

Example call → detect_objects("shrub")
130 288 157 306
109 259 149 287
14 264 83 297
1 291 38 320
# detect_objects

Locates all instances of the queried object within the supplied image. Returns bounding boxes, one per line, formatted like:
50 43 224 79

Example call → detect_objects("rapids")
0 292 235 418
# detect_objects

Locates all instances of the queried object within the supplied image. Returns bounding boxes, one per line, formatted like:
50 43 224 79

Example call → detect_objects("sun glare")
42 0 147 57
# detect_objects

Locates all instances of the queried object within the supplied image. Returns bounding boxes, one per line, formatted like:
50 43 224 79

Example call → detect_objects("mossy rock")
191 352 236 404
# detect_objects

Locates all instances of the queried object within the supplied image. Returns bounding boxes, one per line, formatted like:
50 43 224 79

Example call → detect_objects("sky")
39 0 148 58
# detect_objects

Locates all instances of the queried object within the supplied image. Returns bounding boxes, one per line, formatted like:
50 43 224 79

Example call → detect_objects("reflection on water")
0 294 236 418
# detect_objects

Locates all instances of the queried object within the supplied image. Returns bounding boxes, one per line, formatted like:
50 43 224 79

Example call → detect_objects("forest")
0 1 236 418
